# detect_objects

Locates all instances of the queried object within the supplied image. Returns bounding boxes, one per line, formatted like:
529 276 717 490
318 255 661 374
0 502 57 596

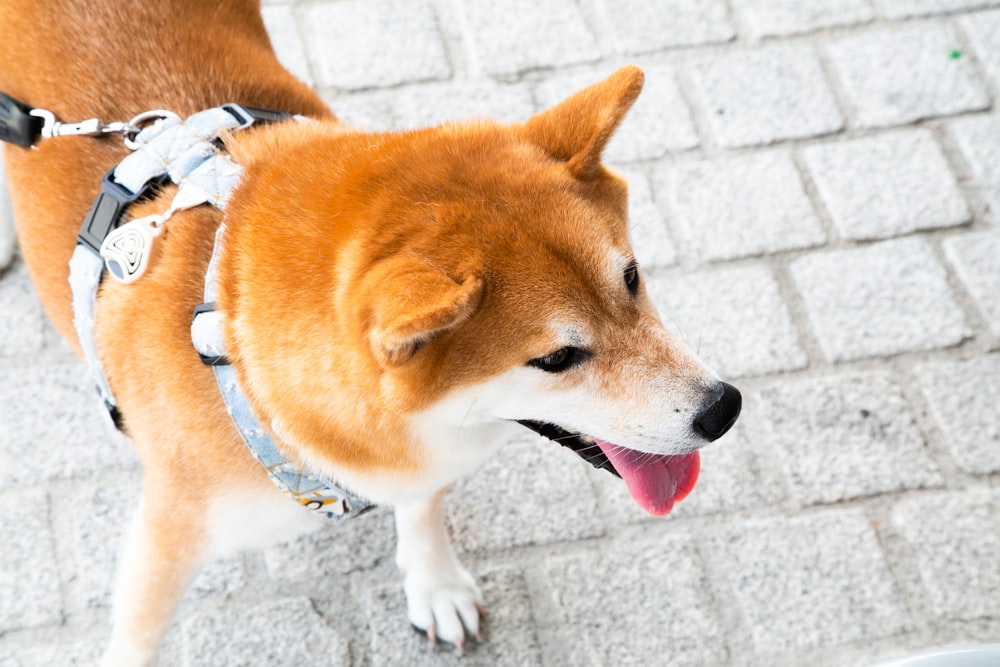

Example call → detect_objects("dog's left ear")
366 263 483 367
524 65 643 180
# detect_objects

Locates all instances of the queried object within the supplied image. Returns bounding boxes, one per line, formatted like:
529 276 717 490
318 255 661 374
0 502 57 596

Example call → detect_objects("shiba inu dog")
0 0 740 663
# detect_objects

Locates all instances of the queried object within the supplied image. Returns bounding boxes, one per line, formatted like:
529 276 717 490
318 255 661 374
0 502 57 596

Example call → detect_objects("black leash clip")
0 91 43 147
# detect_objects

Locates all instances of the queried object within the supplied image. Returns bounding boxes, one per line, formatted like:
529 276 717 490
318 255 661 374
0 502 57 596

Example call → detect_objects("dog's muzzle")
693 381 741 441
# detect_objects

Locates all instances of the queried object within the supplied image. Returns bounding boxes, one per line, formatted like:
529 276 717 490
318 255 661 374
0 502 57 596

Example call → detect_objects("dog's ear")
524 65 643 180
367 264 483 366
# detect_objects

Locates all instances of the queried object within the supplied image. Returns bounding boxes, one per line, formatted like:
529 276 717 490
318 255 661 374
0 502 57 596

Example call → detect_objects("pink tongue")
596 439 700 516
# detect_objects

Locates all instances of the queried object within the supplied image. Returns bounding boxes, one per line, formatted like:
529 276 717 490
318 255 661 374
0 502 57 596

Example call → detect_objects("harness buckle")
77 169 164 254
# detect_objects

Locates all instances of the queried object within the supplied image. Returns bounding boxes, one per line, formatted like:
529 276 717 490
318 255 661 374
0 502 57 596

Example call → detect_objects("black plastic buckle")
77 169 164 254
0 91 43 147
221 103 293 129
192 302 230 366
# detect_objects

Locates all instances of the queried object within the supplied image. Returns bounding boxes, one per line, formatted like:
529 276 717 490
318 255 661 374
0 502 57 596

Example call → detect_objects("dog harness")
0 93 374 520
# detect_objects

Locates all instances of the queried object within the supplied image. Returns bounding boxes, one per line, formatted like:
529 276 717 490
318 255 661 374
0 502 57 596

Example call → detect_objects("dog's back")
0 0 328 341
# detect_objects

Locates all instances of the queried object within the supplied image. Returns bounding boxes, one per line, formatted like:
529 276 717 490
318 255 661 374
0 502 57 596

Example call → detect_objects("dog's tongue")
596 439 700 516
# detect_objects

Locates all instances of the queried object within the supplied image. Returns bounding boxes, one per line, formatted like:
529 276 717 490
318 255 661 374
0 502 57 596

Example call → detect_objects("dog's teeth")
578 434 595 444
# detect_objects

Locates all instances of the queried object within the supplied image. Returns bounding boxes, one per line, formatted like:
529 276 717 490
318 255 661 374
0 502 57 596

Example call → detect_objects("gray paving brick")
0 258 46 357
687 45 844 148
619 168 677 269
962 10 1000 90
0 640 104 667
602 0 735 54
461 0 599 77
591 426 783 524
790 238 970 362
365 568 542 666
915 354 1000 475
647 265 807 378
57 482 246 610
261 4 313 87
0 490 62 631
944 231 1000 338
182 597 348 667
536 64 699 162
949 115 1000 220
447 439 604 553
392 82 535 129
826 23 990 129
880 0 1000 18
705 510 911 653
328 95 397 132
660 150 825 261
0 363 138 487
263 507 394 581
756 373 942 506
541 532 726 666
802 130 970 241
891 489 1000 620
302 0 450 90
730 0 875 38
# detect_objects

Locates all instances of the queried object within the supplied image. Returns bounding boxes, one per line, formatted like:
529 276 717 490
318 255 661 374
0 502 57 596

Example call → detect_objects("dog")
0 0 740 663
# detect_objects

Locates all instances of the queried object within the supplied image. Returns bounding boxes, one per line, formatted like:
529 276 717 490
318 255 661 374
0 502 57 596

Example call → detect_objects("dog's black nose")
694 382 741 441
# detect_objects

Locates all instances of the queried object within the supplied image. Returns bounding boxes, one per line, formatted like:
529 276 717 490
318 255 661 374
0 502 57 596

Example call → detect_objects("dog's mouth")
517 420 700 516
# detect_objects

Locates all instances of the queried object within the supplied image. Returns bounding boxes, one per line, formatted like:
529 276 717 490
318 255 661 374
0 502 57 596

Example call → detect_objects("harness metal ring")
123 109 180 150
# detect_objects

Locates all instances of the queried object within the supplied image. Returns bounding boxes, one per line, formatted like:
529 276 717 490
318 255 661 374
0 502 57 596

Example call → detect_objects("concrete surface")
2 1 999 665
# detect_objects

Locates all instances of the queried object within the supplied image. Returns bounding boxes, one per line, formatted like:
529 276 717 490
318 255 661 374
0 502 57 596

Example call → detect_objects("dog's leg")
395 489 483 653
102 484 206 667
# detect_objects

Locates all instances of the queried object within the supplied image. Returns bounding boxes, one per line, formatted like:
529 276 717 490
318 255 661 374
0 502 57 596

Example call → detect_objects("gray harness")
54 102 374 520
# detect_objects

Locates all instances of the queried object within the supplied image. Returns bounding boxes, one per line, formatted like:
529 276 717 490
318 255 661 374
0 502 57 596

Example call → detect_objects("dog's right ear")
523 65 643 180
364 262 483 367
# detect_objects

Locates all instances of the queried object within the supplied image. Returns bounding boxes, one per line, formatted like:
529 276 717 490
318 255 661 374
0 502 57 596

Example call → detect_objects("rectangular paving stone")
540 531 726 666
755 373 942 506
0 490 62 631
365 568 543 666
704 510 911 653
261 4 313 87
263 507 395 581
790 238 970 362
391 82 535 129
0 258 47 357
825 23 990 129
618 167 677 269
302 0 450 90
880 0 1000 18
447 438 604 553
647 265 807 378
943 231 1000 338
962 10 1000 90
949 114 1000 221
660 150 825 261
915 354 1000 475
0 363 139 487
603 0 734 54
730 0 874 38
802 130 970 241
461 0 599 77
182 597 348 667
54 481 247 611
891 489 1000 620
536 64 699 162
687 45 844 148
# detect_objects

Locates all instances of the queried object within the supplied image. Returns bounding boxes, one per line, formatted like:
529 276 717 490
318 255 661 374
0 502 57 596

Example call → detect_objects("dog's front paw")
402 562 484 653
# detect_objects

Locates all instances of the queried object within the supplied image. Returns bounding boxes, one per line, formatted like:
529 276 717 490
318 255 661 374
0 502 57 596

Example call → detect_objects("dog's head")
223 66 739 515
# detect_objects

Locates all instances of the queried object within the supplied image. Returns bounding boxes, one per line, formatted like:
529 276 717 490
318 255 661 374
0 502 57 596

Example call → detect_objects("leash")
1 91 375 520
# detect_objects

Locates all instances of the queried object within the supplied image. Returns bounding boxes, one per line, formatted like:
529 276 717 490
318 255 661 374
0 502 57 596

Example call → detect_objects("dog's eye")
624 261 640 297
527 347 589 373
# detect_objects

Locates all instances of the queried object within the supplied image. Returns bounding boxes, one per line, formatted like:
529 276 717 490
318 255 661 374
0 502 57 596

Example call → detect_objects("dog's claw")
427 626 437 646
454 639 465 656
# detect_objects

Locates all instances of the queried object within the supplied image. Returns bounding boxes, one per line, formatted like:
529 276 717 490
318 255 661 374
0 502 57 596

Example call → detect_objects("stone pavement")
2 1 1000 665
